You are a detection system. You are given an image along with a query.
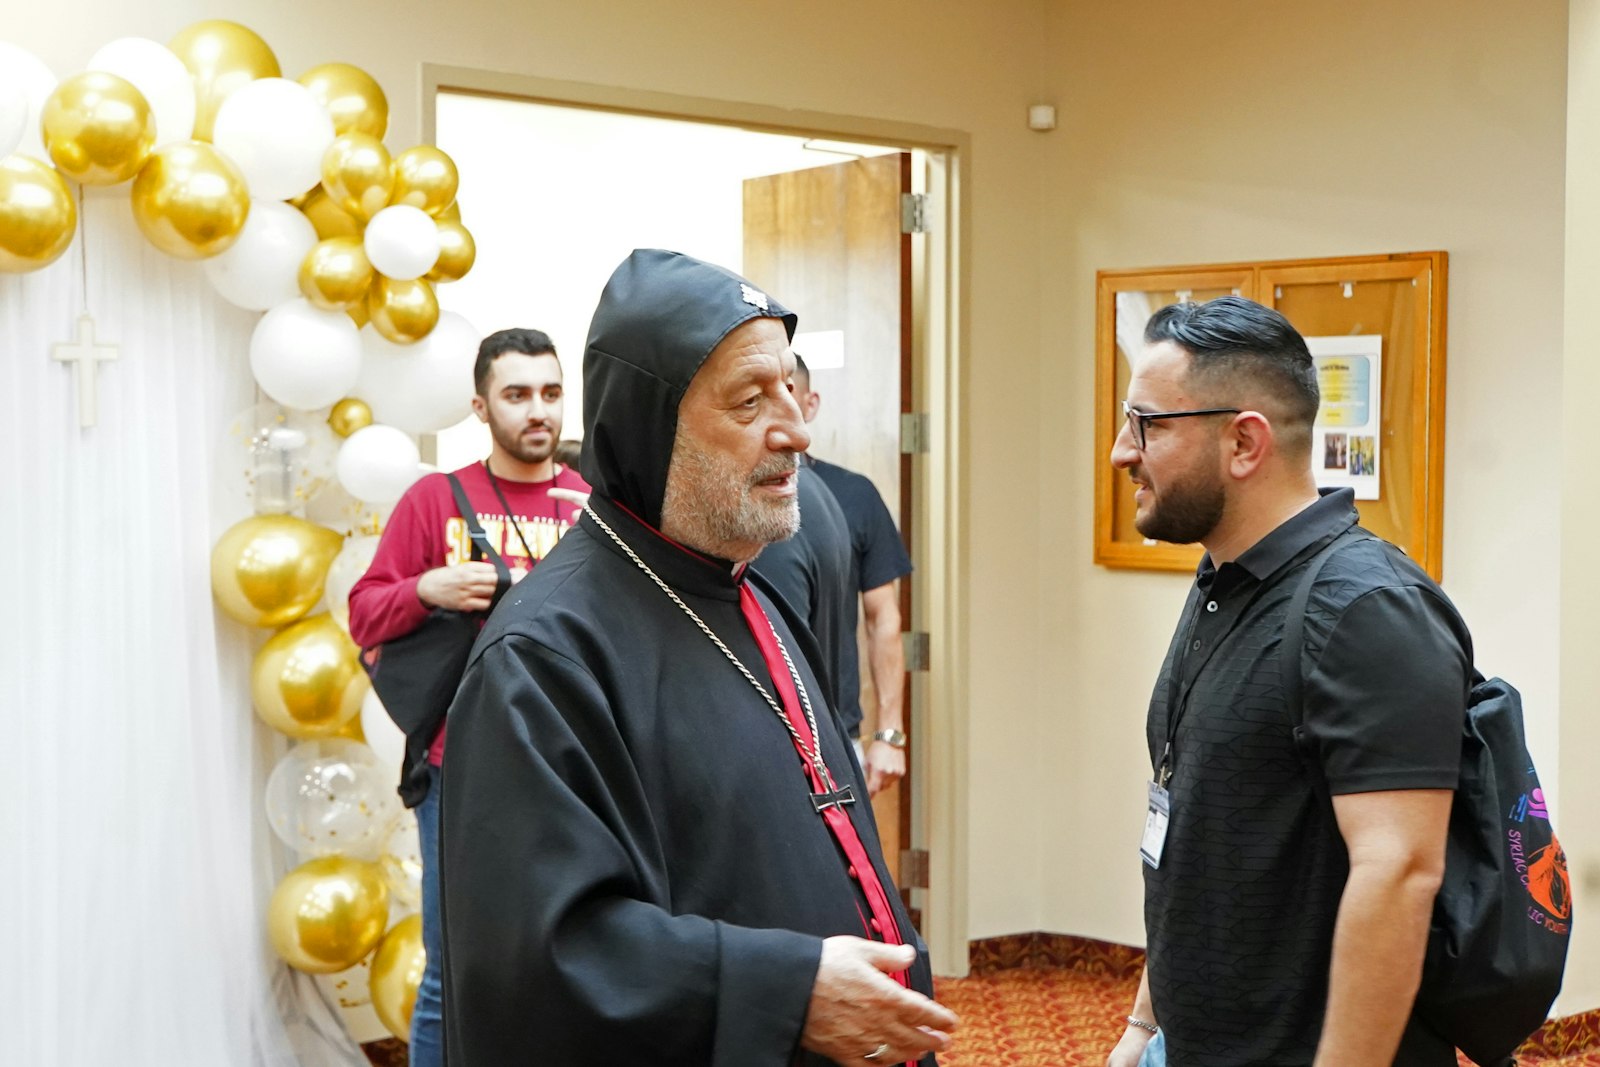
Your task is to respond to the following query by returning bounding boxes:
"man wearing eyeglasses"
[1104,296,1471,1067]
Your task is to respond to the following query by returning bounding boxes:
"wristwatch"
[872,729,907,749]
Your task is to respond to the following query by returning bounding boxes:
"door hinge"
[901,192,931,234]
[899,848,930,889]
[903,631,930,672]
[900,412,930,454]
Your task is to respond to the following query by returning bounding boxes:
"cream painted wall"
[7,0,1052,951]
[1562,0,1600,1015]
[1037,0,1572,963]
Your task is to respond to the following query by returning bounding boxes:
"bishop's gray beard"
[660,430,799,559]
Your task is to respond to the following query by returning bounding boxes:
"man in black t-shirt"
[792,354,914,796]
[1105,297,1470,1067]
[751,465,856,729]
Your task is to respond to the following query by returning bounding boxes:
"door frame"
[423,66,974,976]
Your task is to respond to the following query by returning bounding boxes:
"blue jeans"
[409,778,444,1067]
[1134,1025,1456,1067]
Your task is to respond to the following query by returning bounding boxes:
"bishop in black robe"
[439,249,943,1066]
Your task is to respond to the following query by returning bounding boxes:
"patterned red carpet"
[931,965,1600,1067]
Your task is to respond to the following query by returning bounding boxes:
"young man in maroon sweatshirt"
[347,326,589,1067]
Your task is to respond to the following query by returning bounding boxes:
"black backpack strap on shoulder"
[445,473,513,609]
[1282,528,1377,751]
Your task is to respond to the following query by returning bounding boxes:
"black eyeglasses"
[1121,400,1241,450]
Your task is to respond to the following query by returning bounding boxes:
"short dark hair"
[475,328,557,395]
[1143,296,1319,450]
[553,439,583,468]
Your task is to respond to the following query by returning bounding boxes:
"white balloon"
[354,312,480,435]
[0,69,27,159]
[213,78,335,201]
[337,424,422,505]
[204,200,318,310]
[0,43,57,161]
[327,534,380,632]
[250,299,363,410]
[364,205,440,281]
[360,688,406,773]
[86,37,195,147]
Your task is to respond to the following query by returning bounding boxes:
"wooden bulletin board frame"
[1093,251,1448,579]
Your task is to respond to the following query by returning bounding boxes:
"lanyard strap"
[483,460,541,561]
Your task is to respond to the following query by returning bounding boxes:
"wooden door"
[742,152,914,886]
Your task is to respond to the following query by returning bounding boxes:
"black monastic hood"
[579,249,798,529]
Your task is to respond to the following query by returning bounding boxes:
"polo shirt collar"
[1197,487,1359,585]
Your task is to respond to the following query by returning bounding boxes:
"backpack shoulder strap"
[445,472,513,608]
[1282,529,1378,739]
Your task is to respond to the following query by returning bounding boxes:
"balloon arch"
[1,20,473,1046]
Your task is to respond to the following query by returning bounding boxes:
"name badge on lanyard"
[1140,780,1171,869]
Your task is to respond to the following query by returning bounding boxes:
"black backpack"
[359,473,510,807]
[1283,531,1571,1066]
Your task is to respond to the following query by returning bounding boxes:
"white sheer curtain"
[0,194,365,1066]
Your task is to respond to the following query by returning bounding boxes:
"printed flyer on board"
[1307,335,1382,500]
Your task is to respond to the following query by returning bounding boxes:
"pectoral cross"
[52,313,119,428]
[810,783,857,813]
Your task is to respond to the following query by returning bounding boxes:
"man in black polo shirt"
[1104,296,1471,1067]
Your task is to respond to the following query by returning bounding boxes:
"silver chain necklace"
[583,504,856,812]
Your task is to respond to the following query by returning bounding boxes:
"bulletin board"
[1093,252,1448,579]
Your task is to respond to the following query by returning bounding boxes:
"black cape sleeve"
[439,635,824,1066]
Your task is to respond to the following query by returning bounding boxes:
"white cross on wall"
[52,313,119,429]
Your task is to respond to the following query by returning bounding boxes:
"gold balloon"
[131,141,250,259]
[0,156,77,274]
[327,397,374,438]
[300,236,374,310]
[42,72,156,185]
[298,186,362,241]
[368,276,439,344]
[212,514,343,627]
[251,613,368,738]
[390,145,458,217]
[426,220,475,283]
[268,856,390,974]
[321,133,394,222]
[369,915,426,1040]
[298,63,388,140]
[334,710,367,742]
[168,20,281,142]
[347,300,371,329]
[438,200,461,223]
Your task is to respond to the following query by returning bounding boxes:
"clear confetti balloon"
[216,401,339,516]
[304,478,395,539]
[265,738,401,860]
[379,809,422,915]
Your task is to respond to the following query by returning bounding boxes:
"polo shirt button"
[870,918,883,933]
[1191,639,1202,651]
[848,865,858,880]
[1206,601,1218,613]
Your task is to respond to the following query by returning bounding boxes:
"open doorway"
[425,76,966,970]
